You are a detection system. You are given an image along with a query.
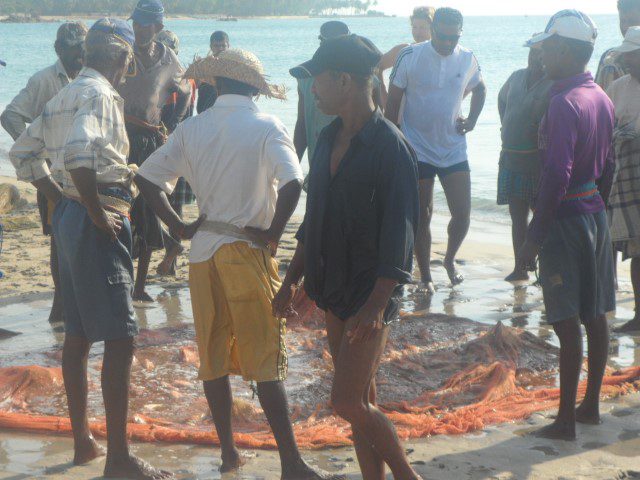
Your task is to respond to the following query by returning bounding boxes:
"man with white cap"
[519,10,615,441]
[606,26,640,334]
[134,49,331,479]
[595,0,640,91]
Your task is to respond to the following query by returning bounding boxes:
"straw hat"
[185,49,286,100]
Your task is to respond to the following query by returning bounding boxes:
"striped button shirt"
[9,67,132,190]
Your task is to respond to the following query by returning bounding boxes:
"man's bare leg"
[62,335,105,465]
[534,317,582,441]
[327,314,384,480]
[329,314,420,479]
[415,179,435,294]
[256,381,326,479]
[102,337,172,479]
[576,314,609,424]
[505,199,530,282]
[133,248,154,302]
[615,257,640,332]
[203,376,245,473]
[440,171,471,285]
[49,235,64,323]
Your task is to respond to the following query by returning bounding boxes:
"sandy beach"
[1,176,640,479]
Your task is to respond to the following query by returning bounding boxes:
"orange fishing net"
[1,291,639,449]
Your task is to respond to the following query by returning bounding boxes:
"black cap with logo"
[290,34,382,79]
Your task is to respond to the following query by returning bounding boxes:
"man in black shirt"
[274,35,421,480]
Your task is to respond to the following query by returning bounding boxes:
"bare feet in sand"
[416,280,436,295]
[157,244,183,277]
[73,437,105,465]
[532,420,576,441]
[444,258,464,286]
[575,403,602,425]
[282,458,344,479]
[614,318,640,333]
[104,454,173,479]
[220,450,252,473]
[133,291,154,303]
[504,269,529,282]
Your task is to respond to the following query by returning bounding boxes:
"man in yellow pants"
[135,49,330,479]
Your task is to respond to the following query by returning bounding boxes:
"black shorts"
[418,161,470,181]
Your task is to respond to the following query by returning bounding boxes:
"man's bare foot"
[133,291,154,303]
[614,318,640,333]
[416,281,436,295]
[505,269,529,282]
[73,437,106,465]
[104,454,173,479]
[282,458,344,479]
[444,259,464,286]
[220,450,252,473]
[576,403,601,425]
[157,245,184,277]
[532,420,576,441]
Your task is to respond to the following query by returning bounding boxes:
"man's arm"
[372,74,383,112]
[70,167,123,241]
[293,87,307,161]
[518,100,578,269]
[457,80,487,135]
[245,179,302,255]
[165,81,191,132]
[1,110,28,140]
[134,174,204,239]
[385,84,405,126]
[8,114,62,203]
[498,76,510,123]
[349,142,419,343]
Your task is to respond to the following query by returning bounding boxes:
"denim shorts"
[539,210,615,324]
[418,161,470,181]
[52,196,138,342]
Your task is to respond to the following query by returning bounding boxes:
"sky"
[376,0,618,16]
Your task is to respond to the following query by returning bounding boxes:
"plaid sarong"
[170,177,196,207]
[608,125,640,243]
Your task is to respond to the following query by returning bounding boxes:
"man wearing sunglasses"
[1,21,88,326]
[386,7,486,293]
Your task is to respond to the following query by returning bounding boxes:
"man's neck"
[59,60,80,80]
[556,66,587,82]
[338,96,376,137]
[136,41,156,59]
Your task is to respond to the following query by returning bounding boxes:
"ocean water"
[0,14,620,223]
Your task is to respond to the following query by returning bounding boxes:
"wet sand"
[1,176,640,478]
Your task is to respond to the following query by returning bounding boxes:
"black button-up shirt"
[297,109,419,321]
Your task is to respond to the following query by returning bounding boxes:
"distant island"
[0,0,383,17]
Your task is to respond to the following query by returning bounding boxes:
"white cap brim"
[525,32,552,47]
[614,41,640,53]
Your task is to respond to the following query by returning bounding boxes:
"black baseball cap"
[290,34,381,79]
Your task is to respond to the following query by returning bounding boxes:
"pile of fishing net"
[1,291,639,449]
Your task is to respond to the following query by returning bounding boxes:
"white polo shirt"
[390,42,482,168]
[138,94,303,263]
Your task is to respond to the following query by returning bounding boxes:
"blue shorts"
[539,210,615,325]
[418,161,470,181]
[52,196,138,342]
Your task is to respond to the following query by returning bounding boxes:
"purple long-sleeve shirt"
[528,72,615,245]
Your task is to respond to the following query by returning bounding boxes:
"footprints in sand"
[530,445,559,456]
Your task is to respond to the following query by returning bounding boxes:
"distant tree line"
[0,0,377,16]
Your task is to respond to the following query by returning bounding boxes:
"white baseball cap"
[526,10,597,47]
[614,26,640,53]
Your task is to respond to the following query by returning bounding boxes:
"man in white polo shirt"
[386,7,486,291]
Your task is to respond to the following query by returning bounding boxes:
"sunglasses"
[434,29,462,42]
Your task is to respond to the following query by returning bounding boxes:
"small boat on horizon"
[218,15,238,22]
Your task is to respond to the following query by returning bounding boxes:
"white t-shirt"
[138,94,303,263]
[607,74,640,133]
[390,42,482,168]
